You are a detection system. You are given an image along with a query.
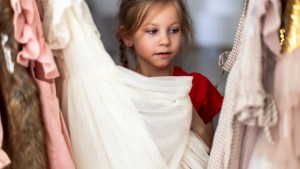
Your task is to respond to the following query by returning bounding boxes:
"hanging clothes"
[275,0,300,166]
[42,0,210,168]
[208,0,279,168]
[10,0,76,168]
[0,0,47,168]
[247,0,300,168]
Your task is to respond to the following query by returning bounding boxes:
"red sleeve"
[172,67,223,123]
[190,73,223,123]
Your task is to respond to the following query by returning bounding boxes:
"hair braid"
[119,38,129,68]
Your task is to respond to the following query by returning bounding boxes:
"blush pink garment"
[33,74,76,169]
[247,0,300,168]
[10,0,58,79]
[248,48,300,169]
[0,115,10,169]
[10,0,76,168]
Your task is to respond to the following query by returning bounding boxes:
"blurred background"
[85,0,244,98]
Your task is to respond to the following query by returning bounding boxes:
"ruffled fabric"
[42,0,97,50]
[10,1,76,169]
[234,0,278,137]
[10,0,59,79]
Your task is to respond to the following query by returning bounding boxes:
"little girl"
[41,0,221,168]
[116,0,223,148]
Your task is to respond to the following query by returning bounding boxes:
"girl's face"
[125,2,181,76]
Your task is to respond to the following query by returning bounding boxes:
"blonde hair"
[116,0,194,68]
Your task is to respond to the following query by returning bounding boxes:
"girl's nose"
[159,32,170,46]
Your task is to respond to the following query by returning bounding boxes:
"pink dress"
[10,0,76,168]
[0,115,10,169]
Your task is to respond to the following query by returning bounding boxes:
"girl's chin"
[156,53,172,59]
[153,63,172,70]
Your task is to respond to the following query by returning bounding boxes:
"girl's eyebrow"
[143,21,180,26]
[143,23,157,26]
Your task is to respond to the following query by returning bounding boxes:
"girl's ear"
[120,26,133,47]
[122,36,133,47]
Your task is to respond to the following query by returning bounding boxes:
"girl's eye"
[146,29,158,34]
[169,28,180,34]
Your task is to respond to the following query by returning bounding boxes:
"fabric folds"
[10,0,76,168]
[42,0,210,168]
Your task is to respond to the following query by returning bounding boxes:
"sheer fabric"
[42,0,209,168]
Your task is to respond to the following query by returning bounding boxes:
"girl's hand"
[190,108,214,148]
[191,108,205,134]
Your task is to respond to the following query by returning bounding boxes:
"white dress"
[41,0,209,168]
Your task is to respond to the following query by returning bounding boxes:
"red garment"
[173,67,223,123]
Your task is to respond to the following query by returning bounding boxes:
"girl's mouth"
[156,52,171,58]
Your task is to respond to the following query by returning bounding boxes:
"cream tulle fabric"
[41,0,209,168]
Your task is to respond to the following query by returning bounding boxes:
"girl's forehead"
[141,2,181,25]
